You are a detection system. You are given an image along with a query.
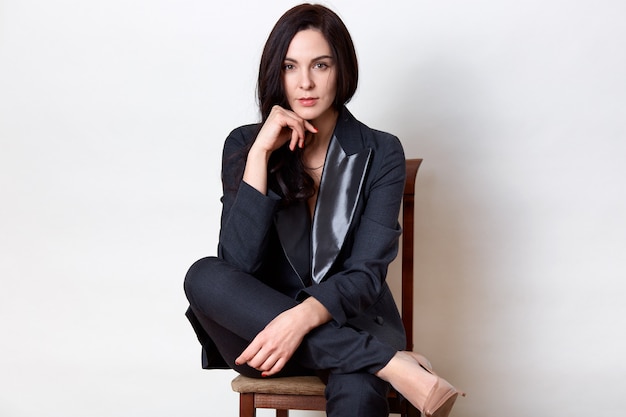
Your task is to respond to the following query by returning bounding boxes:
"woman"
[184,4,462,417]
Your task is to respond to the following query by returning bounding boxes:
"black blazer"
[186,107,407,369]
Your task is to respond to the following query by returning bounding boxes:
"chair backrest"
[401,158,422,351]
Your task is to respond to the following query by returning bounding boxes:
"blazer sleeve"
[217,126,281,274]
[300,133,406,326]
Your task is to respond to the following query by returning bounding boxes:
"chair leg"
[239,393,256,417]
[276,410,289,417]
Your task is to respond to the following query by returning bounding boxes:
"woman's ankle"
[376,351,437,407]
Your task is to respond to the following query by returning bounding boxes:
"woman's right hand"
[253,105,318,153]
[243,105,318,194]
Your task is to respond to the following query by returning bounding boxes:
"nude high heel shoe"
[407,352,465,417]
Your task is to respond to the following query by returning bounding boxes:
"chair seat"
[231,375,326,396]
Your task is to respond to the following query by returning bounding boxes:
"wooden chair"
[231,159,423,417]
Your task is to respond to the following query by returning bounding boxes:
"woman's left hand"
[235,297,332,376]
[235,308,307,376]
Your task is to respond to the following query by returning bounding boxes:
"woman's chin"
[294,106,336,125]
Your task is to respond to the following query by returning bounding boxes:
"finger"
[259,107,304,151]
[263,357,287,377]
[299,122,318,148]
[298,131,312,149]
[288,128,301,151]
[235,341,261,366]
[234,352,248,366]
[304,120,318,134]
[257,353,279,373]
[246,346,275,370]
[284,113,307,139]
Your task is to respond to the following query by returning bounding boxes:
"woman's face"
[282,29,337,125]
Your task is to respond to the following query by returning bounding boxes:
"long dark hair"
[256,3,359,204]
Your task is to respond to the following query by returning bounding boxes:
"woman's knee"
[184,256,257,315]
[183,256,221,304]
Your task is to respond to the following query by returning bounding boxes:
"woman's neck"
[306,108,338,155]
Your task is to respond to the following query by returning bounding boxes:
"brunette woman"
[184,4,462,417]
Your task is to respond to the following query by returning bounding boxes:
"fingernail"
[261,372,268,378]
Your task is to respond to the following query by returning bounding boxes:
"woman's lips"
[298,97,318,107]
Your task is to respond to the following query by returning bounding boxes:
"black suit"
[184,107,407,415]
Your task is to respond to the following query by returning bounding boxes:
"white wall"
[1,1,625,416]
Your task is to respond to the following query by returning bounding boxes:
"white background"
[1,1,625,416]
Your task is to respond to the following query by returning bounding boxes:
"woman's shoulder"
[345,112,406,176]
[226,123,261,145]
[338,107,404,156]
[359,121,402,151]
[366,126,403,153]
[221,123,262,157]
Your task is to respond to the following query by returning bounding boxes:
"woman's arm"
[242,105,317,194]
[235,296,331,376]
[300,133,406,325]
[216,127,278,273]
[218,106,318,273]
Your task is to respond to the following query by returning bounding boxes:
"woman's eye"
[283,63,295,71]
[314,62,328,69]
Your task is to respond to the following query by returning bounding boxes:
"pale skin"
[234,28,440,409]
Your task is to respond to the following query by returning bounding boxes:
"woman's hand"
[235,297,332,376]
[255,105,318,153]
[242,106,317,195]
[235,308,307,377]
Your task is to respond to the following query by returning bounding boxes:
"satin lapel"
[274,201,311,286]
[311,135,372,283]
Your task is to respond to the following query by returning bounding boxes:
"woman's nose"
[299,70,314,89]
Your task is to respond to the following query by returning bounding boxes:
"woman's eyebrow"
[284,55,334,63]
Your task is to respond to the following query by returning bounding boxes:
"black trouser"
[184,256,396,417]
